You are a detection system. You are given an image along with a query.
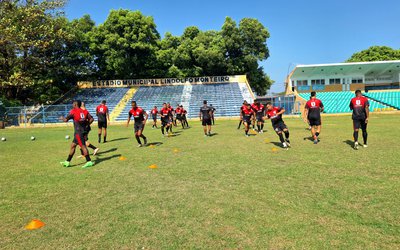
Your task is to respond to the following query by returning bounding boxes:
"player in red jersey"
[159,103,173,136]
[349,90,370,149]
[167,103,176,132]
[264,102,291,148]
[60,100,94,168]
[127,101,148,147]
[151,106,158,129]
[181,105,190,128]
[241,103,255,137]
[252,101,265,133]
[96,100,109,143]
[237,100,248,129]
[78,102,99,157]
[175,105,185,128]
[304,91,324,144]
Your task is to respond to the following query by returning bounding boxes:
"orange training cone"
[119,156,127,161]
[148,164,158,169]
[271,147,279,153]
[25,219,45,230]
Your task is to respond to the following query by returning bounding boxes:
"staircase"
[109,88,137,121]
[180,84,193,113]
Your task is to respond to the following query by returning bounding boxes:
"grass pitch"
[0,114,399,249]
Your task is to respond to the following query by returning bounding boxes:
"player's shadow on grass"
[145,142,163,147]
[107,137,129,142]
[343,140,354,148]
[303,136,314,142]
[269,141,285,148]
[96,147,117,155]
[209,132,218,137]
[167,133,181,137]
[95,154,122,164]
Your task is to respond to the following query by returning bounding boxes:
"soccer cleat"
[354,142,359,150]
[137,144,143,147]
[285,139,291,147]
[82,161,94,168]
[363,144,368,148]
[60,161,71,167]
[313,139,318,144]
[282,142,288,148]
[245,134,250,137]
[93,148,100,156]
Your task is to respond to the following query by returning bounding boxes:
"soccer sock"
[88,144,96,150]
[135,135,141,144]
[284,131,290,139]
[238,120,242,129]
[161,126,165,134]
[67,154,73,162]
[362,130,368,144]
[104,136,106,142]
[315,132,320,137]
[85,155,91,162]
[261,124,264,130]
[257,125,261,131]
[353,131,359,142]
[166,126,169,133]
[140,134,146,140]
[98,134,101,142]
[278,133,285,143]
[245,129,248,135]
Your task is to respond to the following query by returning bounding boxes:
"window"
[311,79,325,85]
[352,78,363,83]
[296,80,307,86]
[329,78,340,84]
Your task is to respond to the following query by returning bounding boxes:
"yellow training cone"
[25,219,45,230]
[148,144,156,148]
[271,147,279,152]
[119,156,127,161]
[173,148,180,153]
[148,164,158,169]
[264,139,269,143]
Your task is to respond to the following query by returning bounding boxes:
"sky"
[64,0,400,93]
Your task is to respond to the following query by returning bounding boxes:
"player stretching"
[96,100,109,143]
[127,101,148,147]
[199,100,213,136]
[79,102,99,156]
[252,101,265,133]
[237,100,248,129]
[304,91,324,144]
[242,103,255,137]
[264,102,291,148]
[151,106,158,129]
[350,90,369,149]
[60,100,94,168]
[160,103,172,136]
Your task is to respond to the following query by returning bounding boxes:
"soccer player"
[264,102,291,148]
[96,100,109,143]
[252,101,265,133]
[79,102,99,156]
[349,89,370,149]
[126,101,148,147]
[60,100,94,168]
[210,104,216,125]
[167,103,175,131]
[159,103,172,136]
[241,103,255,137]
[151,106,158,129]
[175,105,184,128]
[199,100,213,136]
[304,91,324,144]
[181,105,190,128]
[237,100,248,129]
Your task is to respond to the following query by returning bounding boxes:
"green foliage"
[346,46,400,62]
[1,3,273,104]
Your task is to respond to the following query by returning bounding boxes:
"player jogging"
[167,103,175,131]
[96,100,109,143]
[159,103,173,136]
[181,105,190,128]
[252,101,265,133]
[264,102,291,148]
[304,91,324,144]
[151,106,158,129]
[237,100,248,129]
[349,90,369,150]
[79,102,99,156]
[60,100,94,168]
[175,105,185,128]
[241,103,255,137]
[127,101,148,147]
[199,100,213,136]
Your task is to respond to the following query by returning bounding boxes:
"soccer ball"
[65,135,70,140]
[1,137,6,141]
[30,136,35,141]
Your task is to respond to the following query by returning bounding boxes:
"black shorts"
[176,114,182,121]
[243,118,252,125]
[272,121,287,132]
[82,131,89,141]
[202,118,212,126]
[161,118,170,127]
[73,133,86,147]
[152,115,157,122]
[256,114,264,123]
[308,118,321,126]
[134,123,144,132]
[98,120,107,129]
[353,119,367,130]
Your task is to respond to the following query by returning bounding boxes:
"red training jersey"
[349,96,369,120]
[129,107,146,123]
[305,98,324,119]
[96,104,109,122]
[266,107,283,124]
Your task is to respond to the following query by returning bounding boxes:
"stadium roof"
[291,60,400,78]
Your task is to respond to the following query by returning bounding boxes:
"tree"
[346,46,400,62]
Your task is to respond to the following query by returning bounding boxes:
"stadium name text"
[91,76,231,87]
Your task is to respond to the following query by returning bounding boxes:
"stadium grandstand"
[286,60,400,114]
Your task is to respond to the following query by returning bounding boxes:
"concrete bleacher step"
[109,88,138,122]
